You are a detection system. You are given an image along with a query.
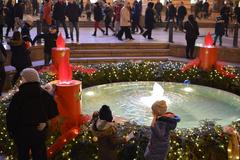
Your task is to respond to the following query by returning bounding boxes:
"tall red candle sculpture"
[181,33,237,78]
[48,33,90,158]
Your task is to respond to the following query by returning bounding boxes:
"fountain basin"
[82,82,240,128]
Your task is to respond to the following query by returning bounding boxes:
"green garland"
[1,61,240,159]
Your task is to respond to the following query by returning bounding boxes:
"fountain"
[82,81,240,128]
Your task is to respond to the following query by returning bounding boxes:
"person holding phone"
[144,100,180,160]
[91,105,134,160]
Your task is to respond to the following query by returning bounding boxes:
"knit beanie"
[21,68,40,83]
[151,100,167,116]
[99,105,113,122]
[25,15,34,26]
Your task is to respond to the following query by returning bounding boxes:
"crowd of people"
[1,0,240,96]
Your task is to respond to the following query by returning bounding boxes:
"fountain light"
[140,82,170,107]
[85,91,95,96]
[182,87,193,92]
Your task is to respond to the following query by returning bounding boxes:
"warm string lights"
[0,61,240,159]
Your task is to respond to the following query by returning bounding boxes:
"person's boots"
[101,29,105,35]
[92,31,96,36]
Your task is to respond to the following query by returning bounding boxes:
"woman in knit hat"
[6,68,59,160]
[144,100,180,160]
[91,105,134,160]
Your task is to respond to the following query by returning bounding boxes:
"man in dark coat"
[177,2,187,31]
[32,26,58,65]
[104,3,114,35]
[4,0,15,37]
[154,0,163,22]
[143,2,155,40]
[53,0,70,39]
[32,0,39,16]
[213,16,225,46]
[184,15,199,59]
[65,0,81,42]
[220,4,230,36]
[164,2,177,31]
[6,68,58,160]
[92,2,105,36]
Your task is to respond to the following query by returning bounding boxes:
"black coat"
[32,32,58,55]
[168,4,176,19]
[53,2,66,21]
[13,3,24,19]
[4,3,14,26]
[145,6,155,29]
[6,82,58,140]
[184,20,199,40]
[177,5,187,19]
[21,23,32,43]
[215,21,225,36]
[104,6,113,25]
[65,2,81,22]
[94,5,103,22]
[8,40,32,68]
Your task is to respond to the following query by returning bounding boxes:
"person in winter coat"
[0,43,7,97]
[164,2,177,31]
[32,26,58,65]
[154,0,163,22]
[142,2,155,40]
[184,15,199,59]
[4,0,15,37]
[6,68,59,160]
[0,1,4,42]
[85,0,92,21]
[177,2,187,31]
[8,31,32,85]
[21,15,34,45]
[91,105,134,160]
[113,1,123,36]
[92,2,105,36]
[104,3,114,35]
[144,100,180,160]
[53,0,69,39]
[131,0,144,34]
[213,16,225,46]
[65,0,81,42]
[117,1,134,41]
[42,0,52,33]
[13,0,24,31]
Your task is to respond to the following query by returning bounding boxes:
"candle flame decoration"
[204,32,213,47]
[56,33,65,48]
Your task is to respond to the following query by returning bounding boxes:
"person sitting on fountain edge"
[144,100,180,160]
[90,105,134,160]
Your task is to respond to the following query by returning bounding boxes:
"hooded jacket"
[91,115,126,160]
[144,112,180,160]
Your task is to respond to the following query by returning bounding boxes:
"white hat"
[21,68,40,83]
[151,100,167,116]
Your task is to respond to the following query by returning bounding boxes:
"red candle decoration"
[199,33,217,70]
[52,33,72,81]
